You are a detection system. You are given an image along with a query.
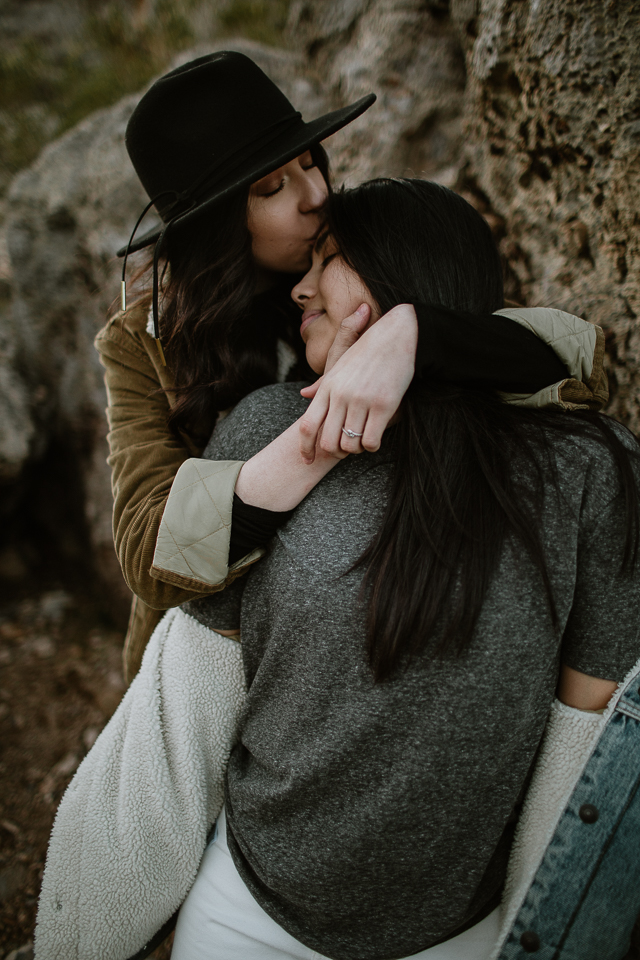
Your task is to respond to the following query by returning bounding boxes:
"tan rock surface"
[458,0,640,430]
[288,0,467,186]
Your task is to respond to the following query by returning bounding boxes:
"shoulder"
[95,297,153,358]
[204,383,311,461]
[95,296,178,393]
[233,382,310,423]
[550,415,640,469]
[546,414,640,518]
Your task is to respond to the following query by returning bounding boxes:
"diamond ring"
[341,427,364,439]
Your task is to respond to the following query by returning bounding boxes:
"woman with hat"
[95,51,572,683]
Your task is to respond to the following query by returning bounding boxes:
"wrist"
[382,303,418,350]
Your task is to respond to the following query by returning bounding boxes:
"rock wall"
[287,0,467,187]
[1,2,639,608]
[2,92,146,610]
[457,0,640,430]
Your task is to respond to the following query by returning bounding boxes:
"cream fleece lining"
[35,609,246,960]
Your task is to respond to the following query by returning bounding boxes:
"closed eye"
[260,179,285,198]
[322,252,339,268]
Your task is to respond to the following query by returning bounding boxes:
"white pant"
[172,808,501,960]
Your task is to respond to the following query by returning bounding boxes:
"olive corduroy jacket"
[95,300,261,683]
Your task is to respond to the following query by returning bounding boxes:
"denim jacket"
[493,657,640,960]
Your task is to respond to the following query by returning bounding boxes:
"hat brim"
[117,93,376,257]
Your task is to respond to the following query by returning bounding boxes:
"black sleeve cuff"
[229,494,294,566]
[413,303,569,394]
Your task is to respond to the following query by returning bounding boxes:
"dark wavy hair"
[148,145,329,443]
[327,178,640,681]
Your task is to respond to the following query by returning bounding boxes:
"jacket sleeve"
[414,304,570,392]
[495,699,605,955]
[95,317,257,611]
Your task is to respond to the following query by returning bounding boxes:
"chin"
[305,346,327,376]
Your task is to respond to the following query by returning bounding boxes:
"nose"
[299,169,327,213]
[291,276,314,306]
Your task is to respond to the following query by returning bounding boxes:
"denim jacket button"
[579,803,599,824]
[520,930,541,952]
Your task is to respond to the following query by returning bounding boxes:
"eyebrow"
[314,228,330,254]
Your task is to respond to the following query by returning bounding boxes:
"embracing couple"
[36,52,640,960]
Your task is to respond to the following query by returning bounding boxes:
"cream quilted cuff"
[151,458,244,588]
[495,307,608,412]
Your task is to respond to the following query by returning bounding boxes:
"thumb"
[300,379,321,398]
[325,303,370,373]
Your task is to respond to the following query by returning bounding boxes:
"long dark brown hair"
[150,145,329,443]
[327,178,640,681]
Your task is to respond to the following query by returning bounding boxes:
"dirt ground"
[0,586,172,960]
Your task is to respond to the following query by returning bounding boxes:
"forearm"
[557,665,617,712]
[98,321,244,608]
[413,303,569,392]
[235,417,343,511]
[103,354,199,607]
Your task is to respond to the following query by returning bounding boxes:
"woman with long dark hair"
[96,52,575,684]
[163,178,640,959]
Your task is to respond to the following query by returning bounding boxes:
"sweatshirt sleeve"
[413,304,569,393]
[560,428,640,681]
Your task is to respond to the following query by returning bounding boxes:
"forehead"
[313,229,335,256]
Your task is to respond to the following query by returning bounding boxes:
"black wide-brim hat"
[118,51,376,256]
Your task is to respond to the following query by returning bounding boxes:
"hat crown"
[125,52,301,219]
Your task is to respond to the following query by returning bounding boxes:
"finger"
[298,390,330,463]
[317,398,348,457]
[324,304,371,374]
[300,379,321,399]
[315,422,348,460]
[360,408,390,453]
[339,403,369,455]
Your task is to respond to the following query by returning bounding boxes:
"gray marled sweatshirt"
[184,382,640,960]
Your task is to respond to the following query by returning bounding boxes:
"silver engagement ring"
[342,427,364,439]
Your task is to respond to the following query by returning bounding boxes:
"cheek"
[249,202,312,272]
[250,209,281,249]
[249,199,298,247]
[305,320,338,373]
[319,265,369,323]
